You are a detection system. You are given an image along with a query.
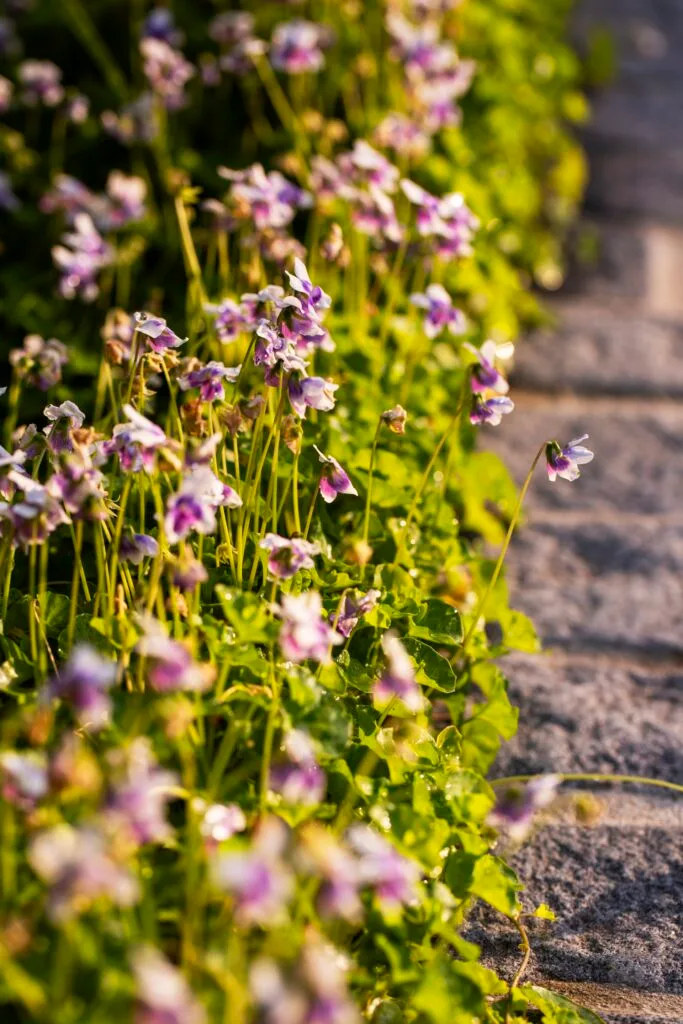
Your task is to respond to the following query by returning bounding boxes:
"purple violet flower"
[0,171,20,212]
[270,20,330,74]
[260,533,320,579]
[218,164,312,232]
[132,947,206,1024]
[270,730,326,806]
[0,483,70,548]
[135,616,214,693]
[313,447,358,504]
[347,824,421,913]
[209,12,255,47]
[120,532,159,564]
[43,400,85,453]
[29,825,139,922]
[373,633,424,713]
[545,434,594,483]
[10,334,68,391]
[164,467,241,545]
[1,751,49,810]
[333,589,381,639]
[338,140,400,194]
[18,59,64,107]
[464,340,512,395]
[52,213,113,302]
[278,592,342,664]
[469,394,514,427]
[299,826,363,923]
[47,449,109,522]
[410,283,465,339]
[103,171,147,229]
[106,738,178,845]
[286,257,331,312]
[178,360,241,402]
[172,553,208,593]
[133,311,187,352]
[101,93,159,145]
[288,375,338,418]
[44,645,117,731]
[103,405,169,474]
[141,7,184,46]
[197,801,246,851]
[205,297,257,343]
[213,816,293,927]
[140,37,194,110]
[488,775,560,842]
[374,113,430,159]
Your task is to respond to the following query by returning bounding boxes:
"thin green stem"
[259,663,280,811]
[67,521,84,651]
[491,771,683,798]
[461,443,545,654]
[362,419,382,549]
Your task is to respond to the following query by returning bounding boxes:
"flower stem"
[491,771,683,797]
[259,663,280,811]
[362,418,382,550]
[460,443,545,654]
[67,521,84,651]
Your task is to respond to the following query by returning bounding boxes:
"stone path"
[475,1,683,1019]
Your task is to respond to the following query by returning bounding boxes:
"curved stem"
[461,443,545,654]
[505,917,531,1024]
[491,771,683,797]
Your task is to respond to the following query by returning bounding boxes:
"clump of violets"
[18,59,64,106]
[140,37,194,110]
[105,738,178,845]
[164,466,241,545]
[347,825,421,914]
[546,434,594,482]
[52,213,113,301]
[178,360,241,402]
[465,340,515,427]
[278,592,342,664]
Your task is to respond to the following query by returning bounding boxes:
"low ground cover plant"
[0,2,604,1022]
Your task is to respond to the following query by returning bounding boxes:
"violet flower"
[278,592,342,664]
[410,283,465,339]
[286,257,331,313]
[350,185,403,245]
[288,375,338,418]
[347,824,421,912]
[270,730,326,806]
[0,171,19,212]
[103,405,169,474]
[260,534,320,579]
[464,340,512,395]
[374,112,430,159]
[29,825,139,922]
[140,37,194,110]
[103,171,147,228]
[44,645,117,731]
[135,616,214,693]
[18,59,64,106]
[120,532,159,564]
[106,738,178,845]
[213,816,293,927]
[43,400,85,453]
[469,394,514,427]
[381,404,407,434]
[197,801,246,851]
[0,484,70,548]
[141,7,184,46]
[101,93,159,145]
[0,751,49,810]
[133,311,187,352]
[172,553,208,593]
[218,164,312,232]
[333,589,381,639]
[374,633,423,713]
[209,11,255,46]
[132,947,206,1024]
[47,450,109,522]
[10,334,68,391]
[205,297,257,343]
[52,213,113,302]
[488,775,560,842]
[177,360,241,402]
[546,434,594,483]
[338,140,400,194]
[164,467,241,545]
[270,20,330,75]
[299,826,363,923]
[313,447,358,504]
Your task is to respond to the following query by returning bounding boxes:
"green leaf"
[402,638,457,693]
[521,985,608,1023]
[215,586,271,643]
[533,903,557,921]
[444,852,522,917]
[409,599,463,646]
